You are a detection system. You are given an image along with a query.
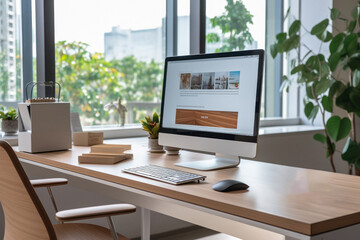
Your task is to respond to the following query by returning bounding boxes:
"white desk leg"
[141,208,151,240]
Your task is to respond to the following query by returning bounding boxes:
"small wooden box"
[73,132,103,146]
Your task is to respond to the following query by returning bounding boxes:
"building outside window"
[0,0,21,103]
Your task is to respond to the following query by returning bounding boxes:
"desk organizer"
[18,102,72,153]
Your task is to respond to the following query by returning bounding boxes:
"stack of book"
[78,144,132,164]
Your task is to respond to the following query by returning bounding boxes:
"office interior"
[1,0,360,239]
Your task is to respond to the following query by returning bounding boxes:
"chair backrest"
[0,141,56,240]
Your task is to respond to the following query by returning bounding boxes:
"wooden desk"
[15,138,360,240]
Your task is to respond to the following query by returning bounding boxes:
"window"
[0,0,21,102]
[22,0,307,135]
[54,0,165,126]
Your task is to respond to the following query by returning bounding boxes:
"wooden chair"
[0,140,136,240]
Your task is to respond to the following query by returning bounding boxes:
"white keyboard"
[122,165,206,185]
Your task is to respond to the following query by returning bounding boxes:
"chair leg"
[107,216,119,240]
[47,187,63,223]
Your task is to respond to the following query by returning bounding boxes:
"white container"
[18,102,72,153]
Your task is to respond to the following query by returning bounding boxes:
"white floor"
[156,228,240,240]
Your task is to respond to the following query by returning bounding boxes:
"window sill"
[83,121,324,139]
[259,125,323,136]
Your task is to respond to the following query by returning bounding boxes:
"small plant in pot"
[141,112,164,152]
[0,106,18,136]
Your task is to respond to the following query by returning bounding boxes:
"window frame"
[2,0,303,139]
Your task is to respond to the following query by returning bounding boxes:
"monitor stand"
[175,154,241,171]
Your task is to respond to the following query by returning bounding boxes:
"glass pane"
[206,0,265,52]
[0,0,22,102]
[54,0,165,126]
[178,0,190,55]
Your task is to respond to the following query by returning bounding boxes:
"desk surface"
[15,138,360,236]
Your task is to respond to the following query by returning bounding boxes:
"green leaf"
[352,5,359,19]
[206,33,220,43]
[331,8,340,20]
[289,20,301,36]
[152,123,160,138]
[276,32,287,43]
[323,31,333,42]
[347,20,357,33]
[282,35,300,52]
[317,54,325,62]
[280,75,290,92]
[313,133,327,144]
[306,85,315,99]
[328,52,341,71]
[270,44,278,58]
[349,87,360,111]
[342,137,360,163]
[311,19,329,36]
[280,80,289,92]
[326,116,351,141]
[304,102,314,119]
[329,33,345,54]
[145,116,151,123]
[321,95,333,112]
[320,62,330,78]
[336,87,357,112]
[344,33,357,55]
[153,112,159,123]
[306,56,320,70]
[353,69,360,87]
[329,80,345,98]
[310,105,319,122]
[316,31,332,42]
[291,64,304,75]
[347,52,360,71]
[315,78,331,95]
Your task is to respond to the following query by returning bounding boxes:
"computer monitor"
[159,50,264,171]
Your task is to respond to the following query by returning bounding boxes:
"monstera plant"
[271,2,360,175]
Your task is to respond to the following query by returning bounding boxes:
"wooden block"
[90,144,131,154]
[78,154,126,164]
[73,132,103,146]
[82,153,126,158]
[85,151,133,159]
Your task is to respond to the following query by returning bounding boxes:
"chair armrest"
[56,204,136,222]
[30,178,68,188]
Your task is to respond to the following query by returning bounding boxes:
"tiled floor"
[156,228,240,240]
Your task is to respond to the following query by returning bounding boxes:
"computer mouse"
[212,179,249,192]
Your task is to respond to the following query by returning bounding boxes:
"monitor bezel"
[159,49,264,143]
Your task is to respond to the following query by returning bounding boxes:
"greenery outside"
[55,41,163,126]
[207,0,254,52]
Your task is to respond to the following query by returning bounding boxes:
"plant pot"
[1,119,18,136]
[148,138,164,153]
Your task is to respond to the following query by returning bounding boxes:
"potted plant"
[0,106,18,136]
[141,112,164,152]
[271,2,360,175]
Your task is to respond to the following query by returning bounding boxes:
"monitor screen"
[160,50,264,143]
